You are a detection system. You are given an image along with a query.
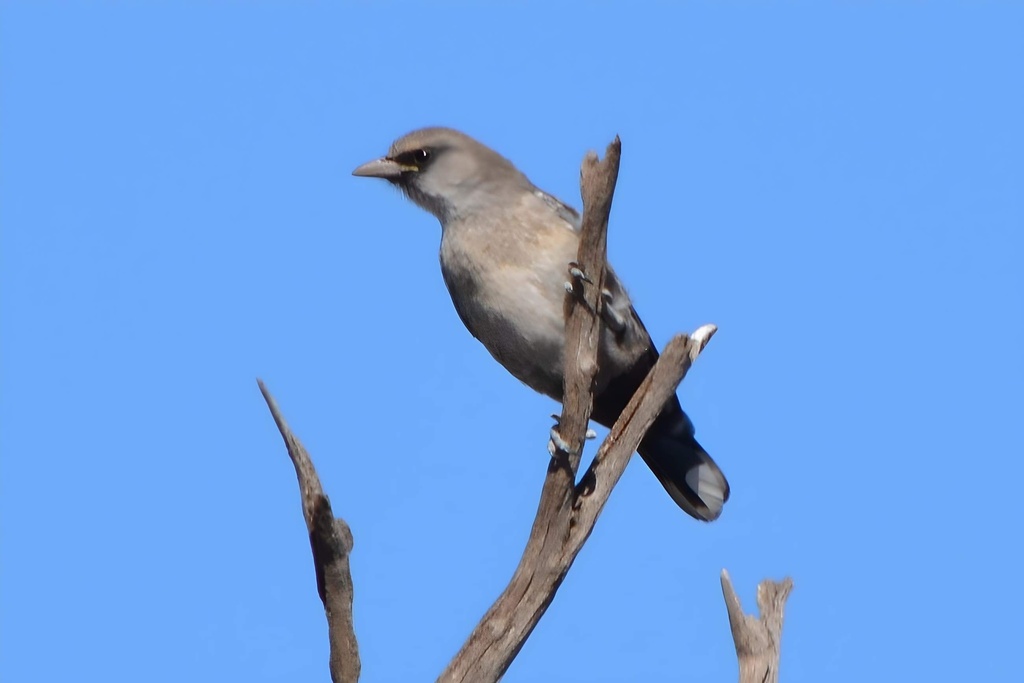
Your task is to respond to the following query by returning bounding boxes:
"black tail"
[638,422,729,521]
[592,351,729,521]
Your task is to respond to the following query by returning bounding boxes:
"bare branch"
[441,138,722,683]
[262,336,787,683]
[720,569,793,683]
[259,380,360,683]
[260,136,784,683]
[559,137,622,473]
[569,326,717,548]
[439,138,620,683]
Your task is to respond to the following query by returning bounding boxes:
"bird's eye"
[393,149,432,169]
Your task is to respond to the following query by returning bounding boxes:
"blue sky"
[2,3,1022,681]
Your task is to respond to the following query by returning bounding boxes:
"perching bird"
[353,127,729,521]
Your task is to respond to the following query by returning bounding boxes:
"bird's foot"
[568,261,592,284]
[548,426,574,457]
[564,261,593,294]
[547,417,599,456]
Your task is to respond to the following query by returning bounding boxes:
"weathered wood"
[259,380,360,683]
[721,569,793,683]
[260,135,790,683]
[439,138,723,683]
[437,138,620,683]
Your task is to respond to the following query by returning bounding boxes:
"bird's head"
[352,127,531,223]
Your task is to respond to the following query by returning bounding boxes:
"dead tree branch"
[439,139,720,683]
[259,135,792,683]
[721,569,794,683]
[258,380,360,683]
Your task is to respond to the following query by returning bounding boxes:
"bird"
[352,127,729,521]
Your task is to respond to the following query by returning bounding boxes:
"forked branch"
[721,570,794,683]
[260,136,792,683]
[439,139,719,683]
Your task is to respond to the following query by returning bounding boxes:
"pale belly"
[440,246,571,400]
[436,193,649,403]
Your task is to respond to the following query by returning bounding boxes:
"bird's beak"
[351,157,416,179]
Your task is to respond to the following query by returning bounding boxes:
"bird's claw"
[568,261,593,284]
[548,426,574,457]
[547,418,597,456]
